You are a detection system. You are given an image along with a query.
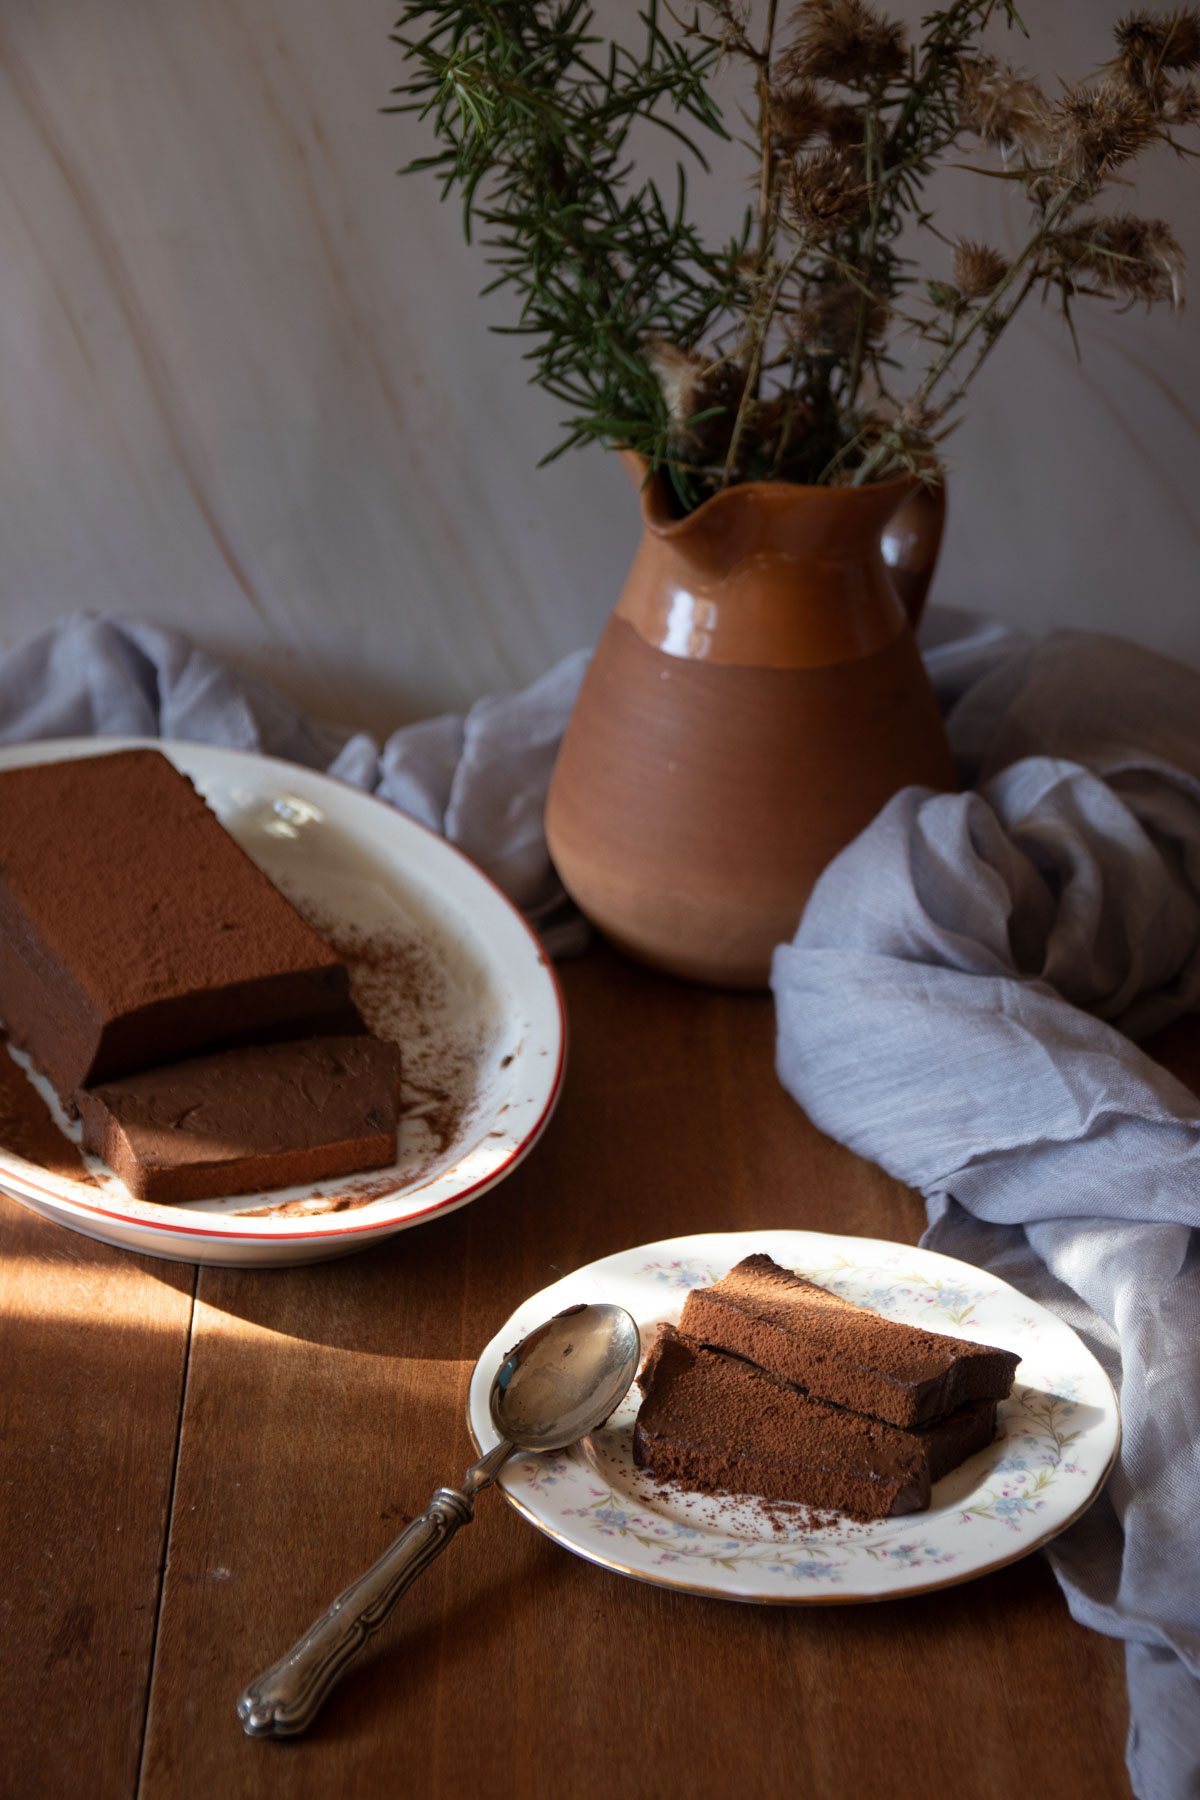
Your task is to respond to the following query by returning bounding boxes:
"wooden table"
[2,943,1136,1800]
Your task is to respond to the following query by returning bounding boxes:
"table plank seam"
[134,1263,199,1800]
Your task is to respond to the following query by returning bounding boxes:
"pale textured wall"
[0,1,1195,737]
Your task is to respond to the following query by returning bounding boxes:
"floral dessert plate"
[0,738,564,1267]
[467,1230,1120,1604]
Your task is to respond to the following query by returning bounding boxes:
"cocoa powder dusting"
[237,1172,405,1219]
[234,908,492,1218]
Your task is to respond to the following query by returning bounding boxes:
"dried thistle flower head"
[1115,10,1200,86]
[748,392,815,468]
[957,56,1055,162]
[1160,74,1200,120]
[769,81,829,152]
[1052,77,1162,186]
[835,408,940,482]
[822,101,867,148]
[926,279,963,312]
[793,282,888,355]
[1047,212,1186,306]
[897,396,943,436]
[644,339,722,424]
[785,146,871,240]
[777,0,906,91]
[705,0,754,56]
[644,338,743,461]
[952,240,1010,300]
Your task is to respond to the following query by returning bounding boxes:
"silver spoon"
[236,1300,641,1738]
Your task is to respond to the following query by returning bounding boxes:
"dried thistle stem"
[722,245,806,486]
[844,96,881,408]
[956,266,1038,390]
[852,181,1081,483]
[757,0,782,263]
[749,0,783,405]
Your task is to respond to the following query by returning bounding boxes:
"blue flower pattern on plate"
[641,1259,714,1290]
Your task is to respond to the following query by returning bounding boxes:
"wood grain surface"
[2,944,1136,1800]
[0,1206,194,1795]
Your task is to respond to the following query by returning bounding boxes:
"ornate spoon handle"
[236,1440,511,1737]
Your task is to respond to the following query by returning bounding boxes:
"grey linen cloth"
[0,613,589,954]
[773,619,1200,1800]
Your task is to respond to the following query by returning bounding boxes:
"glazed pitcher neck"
[615,464,938,670]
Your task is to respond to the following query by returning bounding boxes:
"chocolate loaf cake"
[77,1036,402,1204]
[680,1253,1019,1427]
[0,749,364,1103]
[633,1326,997,1520]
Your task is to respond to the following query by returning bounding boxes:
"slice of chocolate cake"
[0,1034,93,1183]
[77,1036,402,1204]
[633,1326,997,1520]
[0,748,364,1104]
[680,1253,1019,1428]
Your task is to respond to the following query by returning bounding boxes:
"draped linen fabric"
[773,622,1200,1800]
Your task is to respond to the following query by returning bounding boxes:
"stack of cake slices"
[634,1253,1020,1520]
[0,747,402,1202]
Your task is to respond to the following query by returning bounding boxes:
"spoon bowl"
[490,1301,642,1452]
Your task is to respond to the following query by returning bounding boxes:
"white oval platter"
[0,737,565,1266]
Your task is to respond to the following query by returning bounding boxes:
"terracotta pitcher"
[544,460,954,988]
